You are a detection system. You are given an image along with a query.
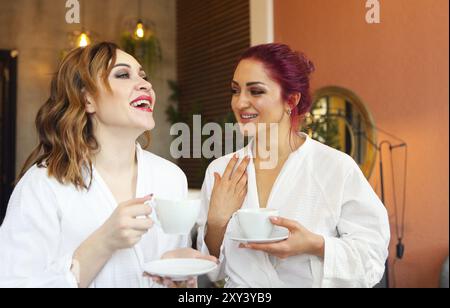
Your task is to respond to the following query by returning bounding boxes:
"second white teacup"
[236,208,279,239]
[151,198,201,234]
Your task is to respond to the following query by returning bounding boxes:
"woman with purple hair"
[197,43,390,288]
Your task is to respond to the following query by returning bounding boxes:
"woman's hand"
[73,195,154,288]
[160,247,218,263]
[97,194,154,253]
[144,248,218,288]
[239,216,325,259]
[208,154,250,227]
[205,155,250,258]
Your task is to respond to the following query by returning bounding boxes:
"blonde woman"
[0,42,214,288]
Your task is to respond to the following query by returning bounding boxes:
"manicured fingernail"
[270,216,279,222]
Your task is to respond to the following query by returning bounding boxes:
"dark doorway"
[0,50,17,225]
[176,0,250,188]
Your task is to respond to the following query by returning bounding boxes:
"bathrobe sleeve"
[196,166,227,282]
[318,163,391,288]
[0,170,78,288]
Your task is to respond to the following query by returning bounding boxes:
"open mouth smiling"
[130,95,153,112]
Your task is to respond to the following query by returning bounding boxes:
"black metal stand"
[378,143,389,288]
[377,140,408,288]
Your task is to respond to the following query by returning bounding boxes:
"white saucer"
[229,226,290,244]
[143,258,218,281]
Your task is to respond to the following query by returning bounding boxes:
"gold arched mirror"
[304,86,377,179]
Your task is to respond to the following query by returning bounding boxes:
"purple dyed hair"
[237,43,315,131]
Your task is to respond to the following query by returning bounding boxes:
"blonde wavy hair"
[19,42,150,190]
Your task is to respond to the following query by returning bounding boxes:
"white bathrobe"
[197,133,390,288]
[0,144,189,288]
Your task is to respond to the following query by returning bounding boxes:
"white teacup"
[151,198,201,234]
[236,208,279,239]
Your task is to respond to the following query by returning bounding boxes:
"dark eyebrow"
[246,82,266,87]
[113,63,144,72]
[231,80,267,87]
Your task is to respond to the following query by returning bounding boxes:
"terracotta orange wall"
[275,0,449,287]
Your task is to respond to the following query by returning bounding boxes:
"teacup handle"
[144,199,162,228]
[231,212,240,228]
